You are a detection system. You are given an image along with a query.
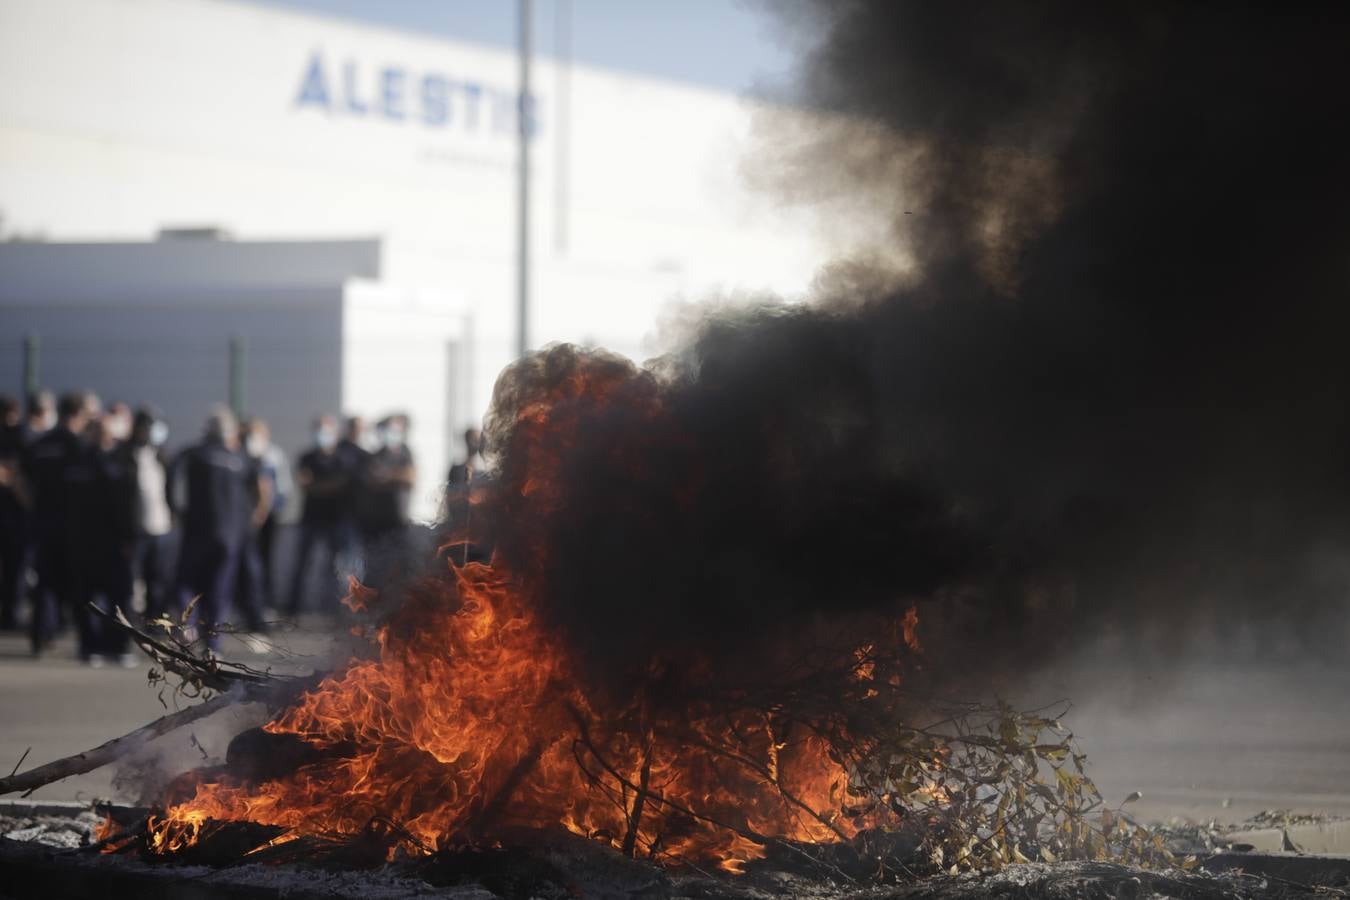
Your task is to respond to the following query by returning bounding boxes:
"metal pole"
[554,0,571,255]
[21,334,39,397]
[228,334,246,418]
[516,0,532,359]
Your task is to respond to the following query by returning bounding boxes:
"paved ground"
[0,624,342,804]
[3,628,1348,824]
[1018,653,1350,823]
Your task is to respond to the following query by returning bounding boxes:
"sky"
[249,0,800,96]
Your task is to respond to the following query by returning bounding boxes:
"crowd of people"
[0,389,423,663]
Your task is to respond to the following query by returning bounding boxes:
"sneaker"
[116,653,140,668]
[85,654,106,668]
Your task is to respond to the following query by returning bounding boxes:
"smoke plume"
[472,2,1350,689]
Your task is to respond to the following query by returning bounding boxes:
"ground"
[3,628,1350,824]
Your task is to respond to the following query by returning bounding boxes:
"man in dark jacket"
[360,414,417,590]
[172,406,258,648]
[87,411,135,663]
[287,414,351,616]
[21,392,96,657]
[0,394,26,631]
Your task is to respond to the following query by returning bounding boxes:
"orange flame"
[145,357,925,871]
[147,557,914,869]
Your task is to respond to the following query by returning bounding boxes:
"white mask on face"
[149,421,169,447]
[381,426,405,448]
[246,434,266,457]
[316,428,338,450]
[108,415,131,441]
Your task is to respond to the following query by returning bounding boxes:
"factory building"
[0,0,824,518]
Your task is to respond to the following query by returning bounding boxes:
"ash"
[0,804,103,850]
[3,805,1347,899]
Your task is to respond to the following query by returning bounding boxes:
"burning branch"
[0,692,237,798]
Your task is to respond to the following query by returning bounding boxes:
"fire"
[142,349,931,870]
[146,558,908,869]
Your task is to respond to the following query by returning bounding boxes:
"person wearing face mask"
[126,408,173,622]
[171,406,257,649]
[359,413,417,590]
[104,402,132,445]
[287,414,351,617]
[23,390,55,445]
[236,418,290,619]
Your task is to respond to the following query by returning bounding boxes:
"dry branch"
[0,692,236,797]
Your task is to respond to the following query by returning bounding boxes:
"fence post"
[22,334,39,397]
[228,334,246,418]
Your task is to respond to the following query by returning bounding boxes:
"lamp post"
[516,0,532,359]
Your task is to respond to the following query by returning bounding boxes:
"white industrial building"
[0,0,826,519]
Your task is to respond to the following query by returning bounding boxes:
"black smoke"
[474,2,1350,688]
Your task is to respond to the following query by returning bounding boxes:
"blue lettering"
[379,67,405,120]
[342,60,368,115]
[295,52,331,110]
[295,51,542,138]
[461,82,483,131]
[420,74,450,126]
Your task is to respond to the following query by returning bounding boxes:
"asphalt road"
[2,628,1348,824]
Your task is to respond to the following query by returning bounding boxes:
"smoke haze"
[473,2,1350,689]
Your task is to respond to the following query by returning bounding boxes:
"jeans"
[287,519,354,615]
[175,536,240,648]
[133,532,173,622]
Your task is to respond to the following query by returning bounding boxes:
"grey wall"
[0,294,343,468]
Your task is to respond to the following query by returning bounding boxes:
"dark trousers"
[89,547,132,657]
[31,537,128,657]
[132,532,173,622]
[256,513,277,605]
[0,500,23,630]
[361,523,410,592]
[287,519,351,615]
[29,538,69,652]
[233,529,268,632]
[176,536,240,648]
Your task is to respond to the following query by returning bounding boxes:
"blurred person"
[240,418,290,612]
[336,414,373,576]
[0,394,25,630]
[172,406,256,648]
[444,426,490,565]
[87,411,136,664]
[232,417,278,633]
[21,391,96,657]
[127,407,173,621]
[23,389,55,443]
[104,402,132,443]
[79,390,103,435]
[287,414,352,616]
[360,413,417,589]
[447,427,485,488]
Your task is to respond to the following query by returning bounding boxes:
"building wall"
[0,240,367,484]
[0,0,827,424]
